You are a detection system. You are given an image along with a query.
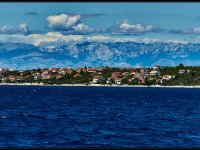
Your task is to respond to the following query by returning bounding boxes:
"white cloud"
[0,34,32,43]
[46,14,93,34]
[192,27,200,34]
[86,35,116,42]
[0,31,198,47]
[110,20,163,35]
[19,23,29,33]
[29,32,84,46]
[86,35,138,43]
[142,38,160,43]
[47,14,80,30]
[0,23,29,35]
[73,23,92,32]
[119,20,154,32]
[170,26,200,34]
[0,32,84,46]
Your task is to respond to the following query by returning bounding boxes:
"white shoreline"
[0,83,200,88]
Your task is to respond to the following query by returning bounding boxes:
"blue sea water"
[0,85,200,148]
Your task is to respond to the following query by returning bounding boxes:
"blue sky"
[0,2,200,45]
[1,2,200,69]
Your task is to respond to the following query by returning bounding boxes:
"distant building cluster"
[0,65,193,85]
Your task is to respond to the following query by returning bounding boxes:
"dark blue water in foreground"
[0,86,200,148]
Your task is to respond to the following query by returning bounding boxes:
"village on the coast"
[0,63,200,86]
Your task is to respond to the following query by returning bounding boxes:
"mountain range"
[0,41,200,70]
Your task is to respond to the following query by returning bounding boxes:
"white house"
[122,72,129,76]
[93,75,105,83]
[17,76,24,81]
[106,77,111,84]
[153,65,160,70]
[9,76,17,82]
[179,69,190,74]
[140,68,149,74]
[42,74,51,80]
[162,75,175,81]
[115,78,123,85]
[0,68,8,74]
[179,69,186,74]
[1,77,9,82]
[149,70,160,76]
[42,70,50,75]
[87,67,96,73]
[34,73,42,80]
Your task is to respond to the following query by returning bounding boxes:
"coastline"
[0,83,200,88]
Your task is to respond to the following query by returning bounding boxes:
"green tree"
[178,63,185,69]
[22,70,31,76]
[129,78,139,85]
[145,79,156,85]
[121,78,128,84]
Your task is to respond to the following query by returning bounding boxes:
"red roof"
[112,72,121,77]
[50,68,58,71]
[115,77,123,81]
[56,75,63,79]
[87,68,96,71]
[93,75,103,79]
[74,74,81,78]
[132,68,139,72]
[112,72,121,75]
[9,75,16,78]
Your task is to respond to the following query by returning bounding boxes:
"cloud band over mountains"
[1,13,200,45]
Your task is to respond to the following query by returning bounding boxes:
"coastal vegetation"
[0,64,200,86]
